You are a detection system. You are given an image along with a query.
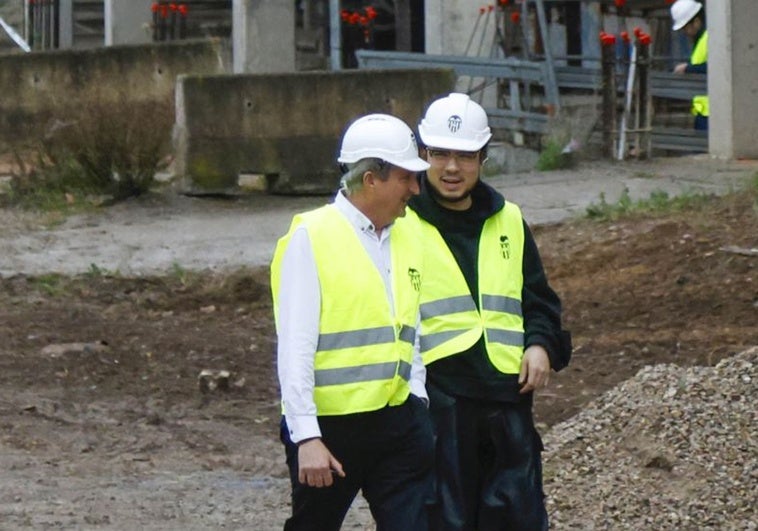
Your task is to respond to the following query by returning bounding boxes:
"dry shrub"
[42,93,174,201]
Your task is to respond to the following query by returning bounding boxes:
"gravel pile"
[542,346,757,530]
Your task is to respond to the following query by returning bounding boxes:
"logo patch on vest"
[499,235,510,259]
[447,115,462,133]
[408,268,421,291]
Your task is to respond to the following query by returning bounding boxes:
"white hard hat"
[337,114,430,172]
[670,0,702,31]
[418,92,492,152]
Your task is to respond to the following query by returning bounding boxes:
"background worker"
[671,0,708,130]
[271,113,434,531]
[408,93,572,531]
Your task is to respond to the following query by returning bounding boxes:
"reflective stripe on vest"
[315,359,412,387]
[317,324,415,354]
[691,30,708,117]
[271,205,422,416]
[410,203,525,374]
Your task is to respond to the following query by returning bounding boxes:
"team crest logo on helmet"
[447,115,462,133]
[410,132,419,150]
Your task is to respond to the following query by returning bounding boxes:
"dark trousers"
[426,387,548,531]
[694,115,708,131]
[280,395,434,531]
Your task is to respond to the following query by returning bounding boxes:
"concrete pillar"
[707,0,758,159]
[58,0,73,48]
[105,0,153,46]
[424,0,498,106]
[329,0,341,70]
[232,0,295,74]
[580,3,601,69]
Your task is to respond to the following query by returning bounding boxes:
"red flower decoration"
[510,11,520,24]
[151,3,159,13]
[178,4,188,16]
[599,31,617,47]
[614,0,626,7]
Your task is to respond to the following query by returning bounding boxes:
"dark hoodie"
[409,175,572,403]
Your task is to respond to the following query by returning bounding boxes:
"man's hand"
[297,438,346,487]
[673,62,688,74]
[519,345,551,394]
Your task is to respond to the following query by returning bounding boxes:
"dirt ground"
[0,184,756,529]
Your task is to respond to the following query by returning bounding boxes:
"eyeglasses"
[426,149,480,166]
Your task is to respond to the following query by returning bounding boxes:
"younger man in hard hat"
[671,0,708,130]
[408,93,572,530]
[271,114,434,530]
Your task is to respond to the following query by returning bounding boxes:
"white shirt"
[276,191,427,443]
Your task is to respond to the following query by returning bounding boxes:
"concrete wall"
[0,38,231,147]
[174,68,456,195]
[708,0,758,159]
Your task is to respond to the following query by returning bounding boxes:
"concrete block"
[174,68,456,195]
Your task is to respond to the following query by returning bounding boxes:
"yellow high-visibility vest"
[408,202,525,375]
[691,30,708,117]
[271,205,422,416]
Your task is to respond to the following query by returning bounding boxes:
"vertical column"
[58,0,72,48]
[329,0,341,70]
[233,0,295,74]
[707,0,758,159]
[600,32,617,159]
[105,0,153,46]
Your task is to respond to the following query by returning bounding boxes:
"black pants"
[426,387,548,531]
[280,395,434,531]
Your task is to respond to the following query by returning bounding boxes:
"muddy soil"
[0,187,756,529]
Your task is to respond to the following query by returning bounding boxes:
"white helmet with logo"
[670,0,702,31]
[418,92,492,152]
[337,113,429,172]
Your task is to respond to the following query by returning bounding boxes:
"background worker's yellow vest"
[691,30,708,117]
[271,205,422,416]
[410,202,525,375]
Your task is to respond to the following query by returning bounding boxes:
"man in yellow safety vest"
[408,93,572,530]
[671,0,708,130]
[271,113,434,530]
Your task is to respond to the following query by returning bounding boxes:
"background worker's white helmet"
[337,113,430,172]
[670,0,702,31]
[418,92,492,152]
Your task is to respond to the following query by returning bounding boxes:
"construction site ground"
[0,156,756,529]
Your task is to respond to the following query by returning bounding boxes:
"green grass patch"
[27,273,67,296]
[586,187,713,221]
[536,139,576,171]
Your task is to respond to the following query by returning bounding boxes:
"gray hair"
[340,158,390,196]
